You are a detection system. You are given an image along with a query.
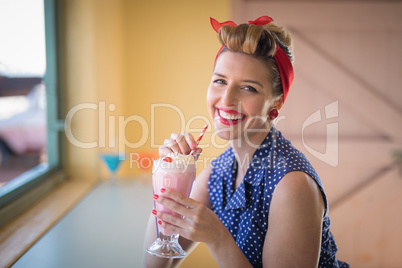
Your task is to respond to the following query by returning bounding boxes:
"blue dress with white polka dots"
[208,126,349,267]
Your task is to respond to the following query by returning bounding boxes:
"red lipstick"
[217,107,246,126]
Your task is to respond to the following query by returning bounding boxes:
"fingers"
[192,148,203,159]
[157,216,189,239]
[156,188,197,212]
[154,209,187,230]
[159,132,199,157]
[152,189,222,242]
[184,133,198,152]
[153,189,198,238]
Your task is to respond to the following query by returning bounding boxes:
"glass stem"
[159,232,179,243]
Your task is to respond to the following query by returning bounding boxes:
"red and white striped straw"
[190,124,208,156]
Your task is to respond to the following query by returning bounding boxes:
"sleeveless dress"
[208,126,349,268]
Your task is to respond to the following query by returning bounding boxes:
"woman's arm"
[262,171,325,267]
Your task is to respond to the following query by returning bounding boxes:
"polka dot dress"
[208,127,349,268]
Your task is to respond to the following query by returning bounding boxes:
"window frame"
[0,0,65,228]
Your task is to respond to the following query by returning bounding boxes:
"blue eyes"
[213,79,258,93]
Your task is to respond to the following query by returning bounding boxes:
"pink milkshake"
[152,153,196,235]
[147,125,207,258]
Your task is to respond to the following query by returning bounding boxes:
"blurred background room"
[0,0,401,267]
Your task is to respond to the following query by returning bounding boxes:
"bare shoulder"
[189,163,213,208]
[275,171,322,200]
[263,171,325,266]
[271,171,325,219]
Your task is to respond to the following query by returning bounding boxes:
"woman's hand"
[153,188,225,244]
[159,132,202,157]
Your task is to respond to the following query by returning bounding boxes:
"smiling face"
[207,51,279,145]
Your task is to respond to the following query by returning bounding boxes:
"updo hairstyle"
[217,22,294,99]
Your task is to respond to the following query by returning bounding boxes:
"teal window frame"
[0,0,65,228]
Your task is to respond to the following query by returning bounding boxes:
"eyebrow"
[213,72,264,88]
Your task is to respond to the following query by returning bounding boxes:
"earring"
[269,108,279,120]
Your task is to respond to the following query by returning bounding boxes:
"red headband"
[210,16,294,103]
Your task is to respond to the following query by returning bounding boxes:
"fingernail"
[163,156,173,163]
[191,143,196,149]
[158,220,162,225]
[160,188,166,193]
[152,209,157,215]
[153,194,159,200]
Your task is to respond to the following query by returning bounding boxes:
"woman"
[144,16,349,268]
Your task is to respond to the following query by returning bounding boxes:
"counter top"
[13,179,153,268]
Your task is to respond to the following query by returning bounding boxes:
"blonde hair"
[217,22,294,98]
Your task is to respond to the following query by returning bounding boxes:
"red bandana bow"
[210,16,294,103]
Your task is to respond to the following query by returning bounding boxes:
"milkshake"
[147,125,207,258]
[152,153,196,235]
[146,153,196,258]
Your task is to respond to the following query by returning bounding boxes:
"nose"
[221,85,238,107]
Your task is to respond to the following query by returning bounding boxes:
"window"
[0,0,64,228]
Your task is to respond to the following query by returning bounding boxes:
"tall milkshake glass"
[146,154,196,258]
